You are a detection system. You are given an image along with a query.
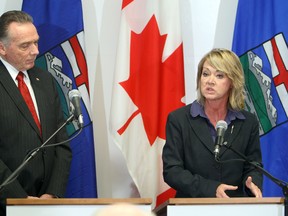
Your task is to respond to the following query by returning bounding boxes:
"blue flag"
[232,0,288,197]
[22,0,97,198]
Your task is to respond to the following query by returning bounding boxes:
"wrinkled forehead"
[7,22,39,42]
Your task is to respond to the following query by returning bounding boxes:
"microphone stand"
[220,143,288,216]
[0,114,75,191]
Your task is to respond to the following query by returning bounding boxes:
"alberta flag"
[22,0,97,197]
[233,0,288,196]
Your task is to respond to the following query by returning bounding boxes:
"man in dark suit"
[0,10,72,213]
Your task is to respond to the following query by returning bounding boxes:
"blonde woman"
[162,48,262,198]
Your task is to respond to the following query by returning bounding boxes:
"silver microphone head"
[68,89,81,100]
[68,89,83,128]
[216,120,228,131]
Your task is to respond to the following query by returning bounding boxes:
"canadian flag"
[110,0,185,208]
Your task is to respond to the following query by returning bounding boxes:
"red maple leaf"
[122,0,134,9]
[118,15,185,145]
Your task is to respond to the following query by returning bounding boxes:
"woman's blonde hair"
[196,48,245,110]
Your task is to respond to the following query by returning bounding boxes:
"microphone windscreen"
[216,120,228,131]
[68,89,81,100]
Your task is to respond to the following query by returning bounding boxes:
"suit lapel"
[185,107,244,156]
[28,69,46,139]
[0,63,41,138]
[219,120,243,157]
[187,114,215,153]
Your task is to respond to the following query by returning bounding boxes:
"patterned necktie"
[16,72,41,134]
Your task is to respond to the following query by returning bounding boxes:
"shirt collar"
[0,58,29,83]
[190,100,245,124]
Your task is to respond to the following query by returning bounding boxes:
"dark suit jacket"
[0,61,72,200]
[162,103,263,198]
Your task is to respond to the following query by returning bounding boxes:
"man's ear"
[0,41,6,56]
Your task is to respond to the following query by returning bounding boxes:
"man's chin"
[25,63,35,70]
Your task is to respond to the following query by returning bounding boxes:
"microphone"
[214,120,228,159]
[68,89,84,128]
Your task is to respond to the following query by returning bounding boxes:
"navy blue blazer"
[163,103,263,198]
